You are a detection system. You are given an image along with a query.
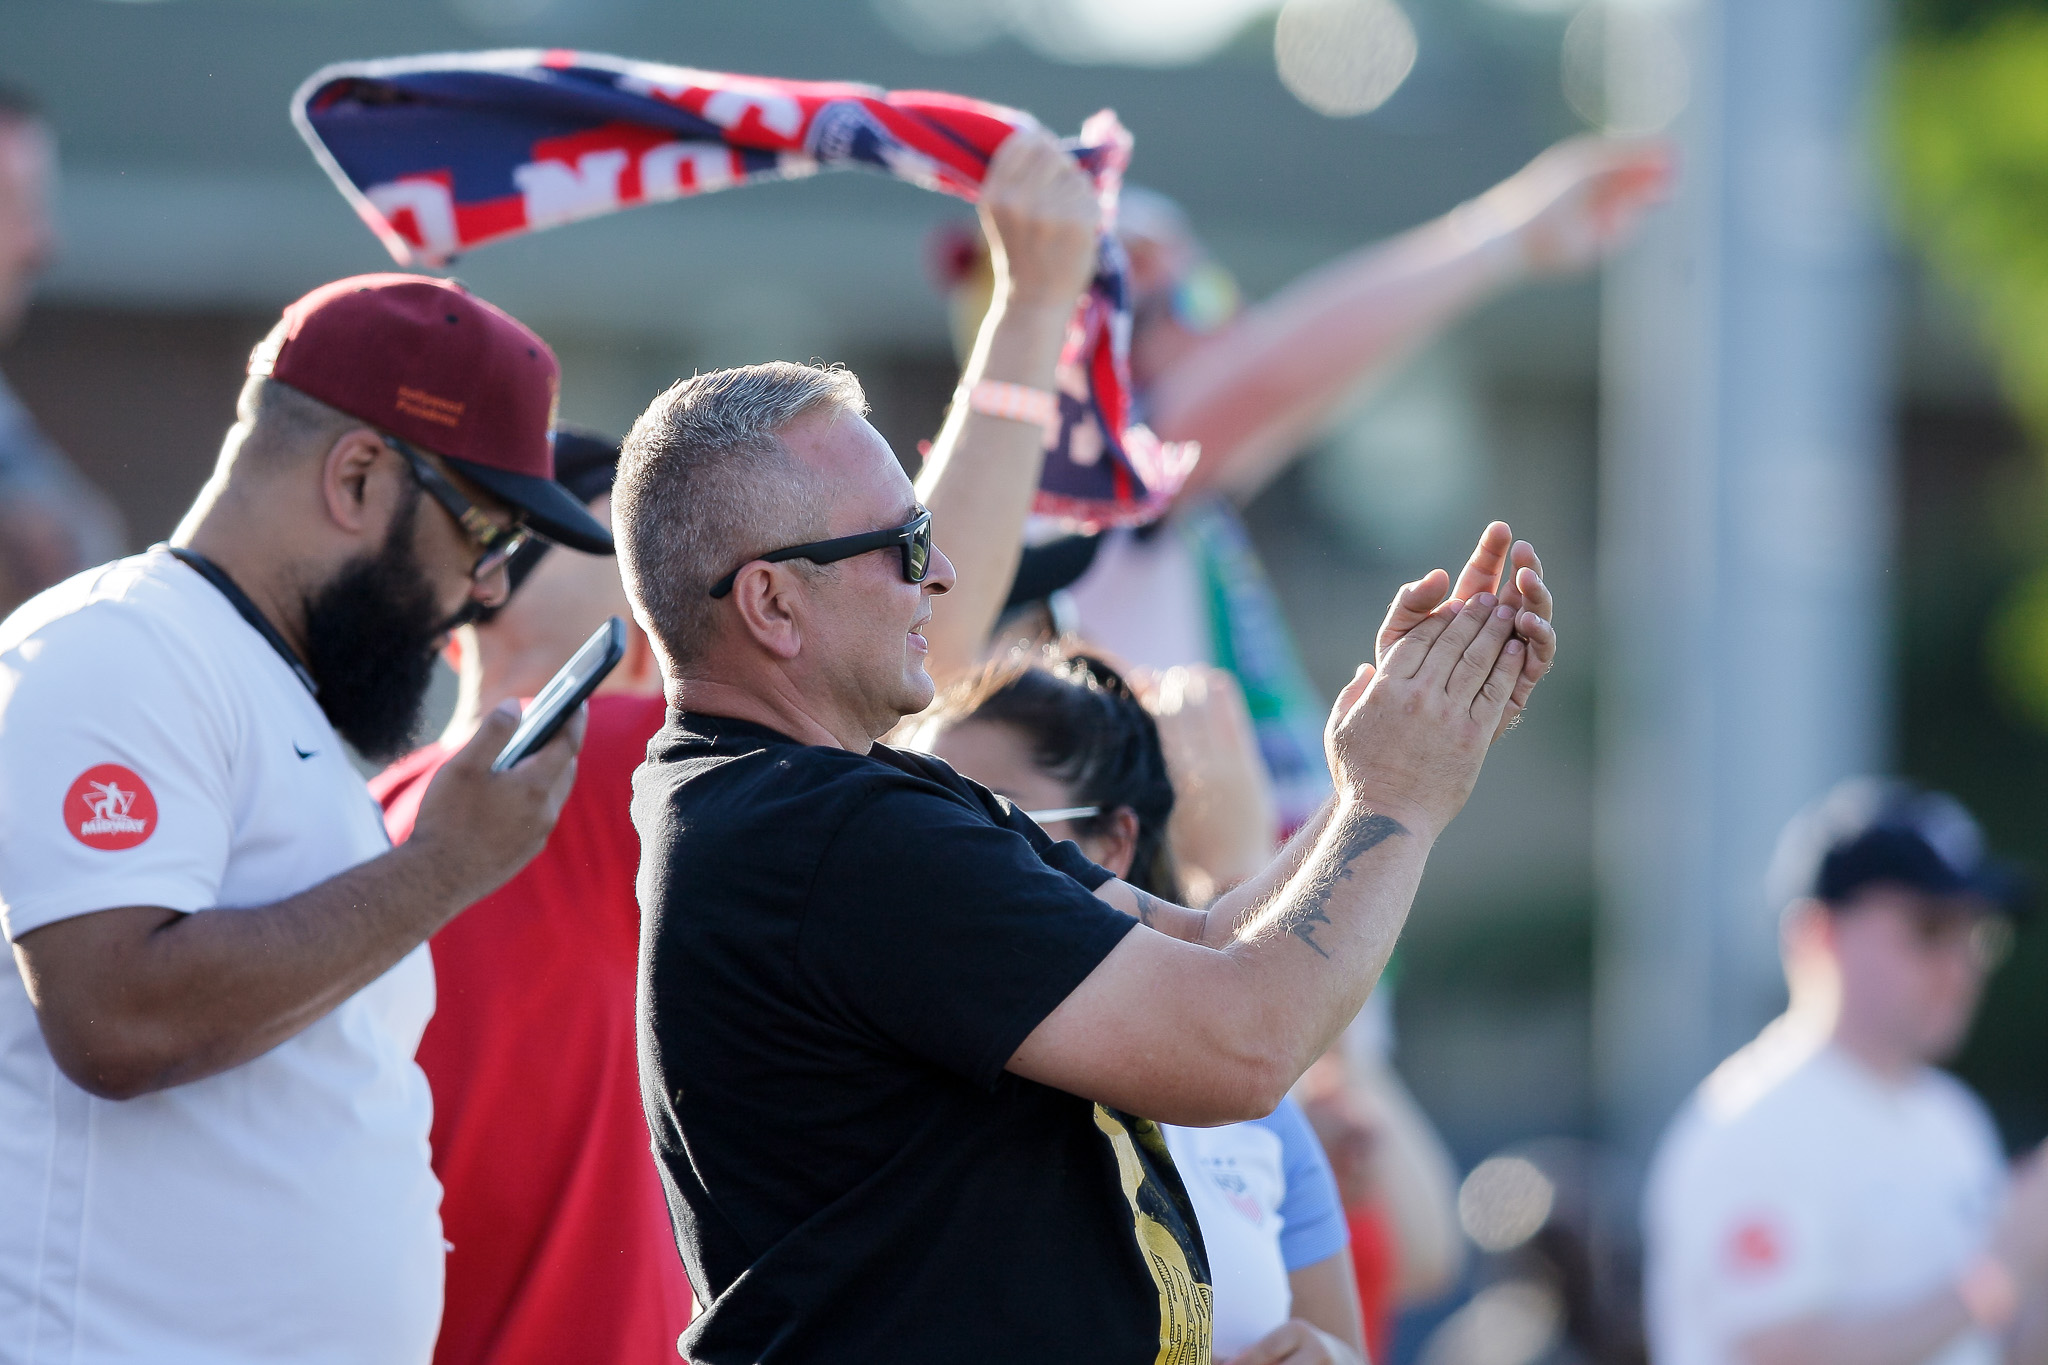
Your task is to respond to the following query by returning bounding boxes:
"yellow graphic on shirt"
[1094,1105,1214,1364]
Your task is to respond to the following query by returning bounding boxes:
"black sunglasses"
[708,509,933,599]
[382,433,535,583]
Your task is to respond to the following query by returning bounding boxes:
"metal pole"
[1593,0,1890,1173]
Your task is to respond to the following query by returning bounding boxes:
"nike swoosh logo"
[293,743,318,761]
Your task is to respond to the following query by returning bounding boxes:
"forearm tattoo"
[1131,886,1163,930]
[1272,812,1408,958]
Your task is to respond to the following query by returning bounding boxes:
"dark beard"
[301,490,475,762]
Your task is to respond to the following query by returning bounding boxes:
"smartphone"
[491,616,627,772]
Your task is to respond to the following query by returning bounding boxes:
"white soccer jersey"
[0,548,441,1364]
[1167,1121,1296,1356]
[1644,1023,2007,1365]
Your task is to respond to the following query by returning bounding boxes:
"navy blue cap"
[472,427,619,624]
[1767,777,2024,914]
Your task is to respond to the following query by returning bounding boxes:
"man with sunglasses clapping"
[613,129,1559,1365]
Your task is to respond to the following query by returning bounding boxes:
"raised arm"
[1012,540,1544,1125]
[916,130,1102,689]
[1151,136,1672,505]
[10,706,579,1099]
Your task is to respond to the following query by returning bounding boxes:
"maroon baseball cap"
[249,273,613,554]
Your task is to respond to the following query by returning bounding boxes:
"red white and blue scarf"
[292,51,1195,528]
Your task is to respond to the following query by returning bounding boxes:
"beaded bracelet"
[962,379,1059,440]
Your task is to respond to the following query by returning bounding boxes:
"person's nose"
[923,545,957,597]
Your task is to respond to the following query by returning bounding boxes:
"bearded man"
[0,273,598,1363]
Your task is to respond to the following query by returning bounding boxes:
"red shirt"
[1347,1203,1397,1365]
[373,693,692,1365]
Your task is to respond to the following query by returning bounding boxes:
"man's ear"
[1782,898,1835,961]
[319,428,397,537]
[1781,897,1845,1016]
[729,563,805,662]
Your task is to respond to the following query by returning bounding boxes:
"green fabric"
[1179,495,1332,831]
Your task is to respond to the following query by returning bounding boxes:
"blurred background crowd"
[7,0,2048,1362]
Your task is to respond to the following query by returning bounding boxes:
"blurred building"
[5,0,1614,1154]
[5,5,2039,1355]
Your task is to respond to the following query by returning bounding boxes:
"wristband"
[1958,1254,2020,1333]
[962,379,1059,440]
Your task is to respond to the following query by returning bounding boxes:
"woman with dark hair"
[907,650,1368,1365]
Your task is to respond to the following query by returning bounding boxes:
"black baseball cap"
[1766,777,2024,915]
[471,427,619,624]
[1003,533,1103,614]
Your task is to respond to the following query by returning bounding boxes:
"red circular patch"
[63,764,158,851]
[1726,1215,1785,1276]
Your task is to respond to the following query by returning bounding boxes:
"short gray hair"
[615,361,868,668]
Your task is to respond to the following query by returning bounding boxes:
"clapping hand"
[1326,521,1556,764]
[1393,522,1554,736]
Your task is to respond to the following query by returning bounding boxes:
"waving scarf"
[291,50,1195,528]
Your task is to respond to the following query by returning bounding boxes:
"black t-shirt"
[633,711,1214,1363]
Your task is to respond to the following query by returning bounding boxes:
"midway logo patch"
[65,763,158,850]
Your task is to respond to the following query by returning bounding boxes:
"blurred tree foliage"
[1892,0,2048,1143]
[1894,10,2048,445]
[1893,2,2048,727]
[1900,0,2048,36]
[1894,407,2048,1146]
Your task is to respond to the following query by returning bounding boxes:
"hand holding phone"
[492,617,627,772]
